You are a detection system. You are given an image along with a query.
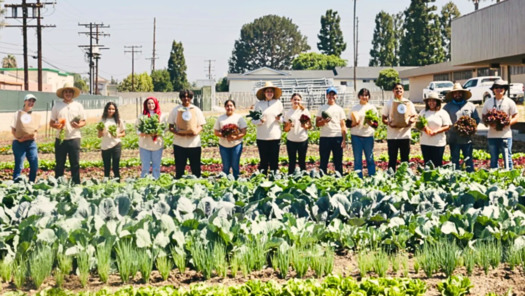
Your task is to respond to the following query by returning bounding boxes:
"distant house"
[0,68,74,92]
[332,66,415,91]
[95,76,109,96]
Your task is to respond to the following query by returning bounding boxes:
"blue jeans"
[319,137,343,175]
[450,143,474,172]
[219,143,243,179]
[488,138,513,169]
[12,139,38,182]
[140,147,163,179]
[351,135,375,178]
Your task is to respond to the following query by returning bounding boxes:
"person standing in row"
[98,102,126,181]
[137,97,165,179]
[316,87,347,175]
[168,89,206,179]
[481,79,519,169]
[283,93,311,174]
[213,99,247,179]
[418,92,452,168]
[381,83,417,172]
[252,82,284,175]
[443,83,480,172]
[349,88,377,178]
[11,94,40,182]
[50,83,86,184]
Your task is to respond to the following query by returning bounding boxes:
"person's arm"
[340,119,347,148]
[228,127,247,142]
[471,107,481,125]
[510,113,519,126]
[72,120,86,129]
[49,119,63,129]
[283,120,292,132]
[118,122,126,138]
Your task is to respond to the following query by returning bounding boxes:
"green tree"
[292,52,347,70]
[215,77,229,92]
[228,15,310,73]
[392,11,404,65]
[73,73,88,93]
[376,68,400,91]
[117,72,153,92]
[399,0,445,66]
[151,69,173,92]
[2,54,17,68]
[317,9,347,57]
[440,2,461,61]
[369,11,397,67]
[167,40,190,91]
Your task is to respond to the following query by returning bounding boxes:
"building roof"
[228,67,335,80]
[0,68,73,77]
[334,66,417,79]
[398,62,474,78]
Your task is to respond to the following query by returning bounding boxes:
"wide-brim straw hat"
[56,83,81,99]
[423,92,443,102]
[490,79,509,91]
[445,83,472,101]
[256,81,282,101]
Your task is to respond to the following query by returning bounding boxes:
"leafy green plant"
[437,239,460,277]
[189,240,213,279]
[96,242,112,284]
[372,249,389,277]
[170,246,186,274]
[462,248,476,276]
[291,245,310,278]
[357,250,373,277]
[505,246,522,271]
[29,245,54,289]
[77,251,90,287]
[115,240,136,283]
[437,275,473,296]
[55,253,72,288]
[0,258,13,283]
[155,254,172,281]
[212,243,228,278]
[417,243,438,278]
[137,248,154,283]
[272,246,291,279]
[13,258,27,289]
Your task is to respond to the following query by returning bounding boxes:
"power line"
[124,45,142,92]
[78,22,110,94]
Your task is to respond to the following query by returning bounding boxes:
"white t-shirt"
[135,113,167,151]
[50,100,86,140]
[167,104,206,148]
[381,98,416,140]
[252,99,283,140]
[317,104,346,138]
[213,113,247,148]
[284,108,310,142]
[419,109,452,147]
[99,118,125,150]
[482,96,518,139]
[349,103,378,138]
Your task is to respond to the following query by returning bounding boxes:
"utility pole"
[353,0,357,92]
[146,18,158,72]
[124,45,142,92]
[78,23,109,95]
[204,59,215,80]
[5,0,56,91]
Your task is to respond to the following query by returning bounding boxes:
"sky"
[0,0,496,84]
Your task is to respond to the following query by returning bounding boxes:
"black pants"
[286,140,308,174]
[102,143,122,180]
[421,145,445,168]
[256,139,280,174]
[319,137,344,175]
[173,145,201,179]
[55,138,81,184]
[387,139,410,171]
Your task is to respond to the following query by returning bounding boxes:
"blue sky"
[0,0,494,83]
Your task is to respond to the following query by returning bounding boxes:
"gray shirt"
[443,101,480,145]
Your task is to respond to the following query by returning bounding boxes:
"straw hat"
[445,83,472,102]
[423,92,443,102]
[56,83,81,99]
[490,79,509,91]
[256,81,282,101]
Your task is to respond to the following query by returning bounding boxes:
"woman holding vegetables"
[97,102,125,181]
[348,88,378,178]
[136,97,166,179]
[283,93,311,174]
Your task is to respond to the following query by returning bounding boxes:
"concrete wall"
[229,80,257,93]
[408,74,434,103]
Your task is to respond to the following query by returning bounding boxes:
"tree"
[292,52,347,70]
[73,73,88,93]
[216,77,229,92]
[228,15,310,73]
[440,2,461,61]
[369,11,397,67]
[117,72,153,92]
[392,11,404,65]
[167,40,190,91]
[376,68,400,91]
[399,0,445,66]
[317,9,347,57]
[151,69,173,92]
[2,54,17,68]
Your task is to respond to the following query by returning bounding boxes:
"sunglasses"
[181,95,192,98]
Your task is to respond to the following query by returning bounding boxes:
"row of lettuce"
[0,166,524,290]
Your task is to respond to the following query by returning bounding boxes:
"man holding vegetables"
[49,83,86,184]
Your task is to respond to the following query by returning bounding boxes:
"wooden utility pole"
[124,45,142,92]
[353,0,357,92]
[147,18,158,72]
[78,23,109,94]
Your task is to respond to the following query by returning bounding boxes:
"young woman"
[213,100,247,179]
[419,92,452,168]
[98,102,125,180]
[252,82,284,174]
[349,88,377,178]
[283,93,311,174]
[136,97,165,179]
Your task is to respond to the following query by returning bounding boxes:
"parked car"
[509,82,524,104]
[462,76,500,104]
[422,81,454,100]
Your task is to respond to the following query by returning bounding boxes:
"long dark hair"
[358,88,370,97]
[424,99,442,111]
[102,102,121,125]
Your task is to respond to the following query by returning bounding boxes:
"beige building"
[0,68,74,92]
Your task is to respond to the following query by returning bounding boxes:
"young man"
[50,83,86,184]
[316,87,347,175]
[481,79,519,169]
[381,83,417,171]
[443,83,480,172]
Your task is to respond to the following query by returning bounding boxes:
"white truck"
[463,76,524,104]
[422,81,454,100]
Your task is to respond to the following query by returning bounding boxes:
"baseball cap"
[24,94,37,101]
[326,87,338,95]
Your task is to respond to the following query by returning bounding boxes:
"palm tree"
[2,54,17,68]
